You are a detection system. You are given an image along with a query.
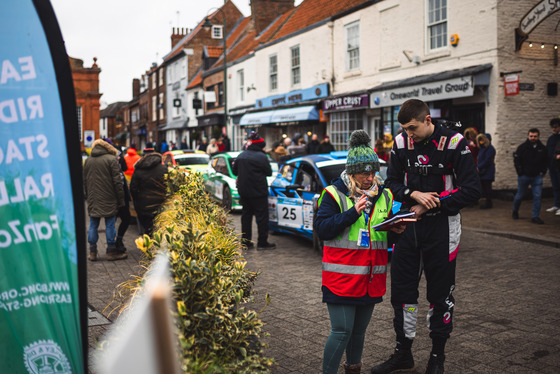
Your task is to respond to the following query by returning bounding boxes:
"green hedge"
[134,169,273,373]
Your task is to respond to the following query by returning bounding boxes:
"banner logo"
[23,339,71,374]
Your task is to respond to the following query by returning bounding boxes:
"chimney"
[251,0,294,35]
[171,27,187,49]
[132,78,140,98]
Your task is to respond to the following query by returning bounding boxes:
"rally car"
[203,151,278,211]
[267,151,400,253]
[162,150,209,173]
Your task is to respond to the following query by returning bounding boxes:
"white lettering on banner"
[0,173,54,206]
[0,215,59,248]
[0,135,49,164]
[0,95,43,123]
[0,56,37,84]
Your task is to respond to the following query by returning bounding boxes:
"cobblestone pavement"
[87,197,560,373]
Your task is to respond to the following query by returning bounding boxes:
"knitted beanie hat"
[346,130,380,174]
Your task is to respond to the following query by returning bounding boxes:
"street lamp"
[203,9,228,138]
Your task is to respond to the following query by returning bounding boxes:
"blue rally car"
[268,151,400,252]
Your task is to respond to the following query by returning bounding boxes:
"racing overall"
[385,124,480,350]
[319,185,393,297]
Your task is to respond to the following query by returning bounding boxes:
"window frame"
[269,54,278,92]
[290,45,300,86]
[212,25,223,39]
[345,21,360,71]
[427,0,448,51]
[76,105,82,141]
[237,69,244,102]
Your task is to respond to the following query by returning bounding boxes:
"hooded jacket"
[476,133,496,181]
[124,147,141,178]
[83,139,125,217]
[130,153,168,216]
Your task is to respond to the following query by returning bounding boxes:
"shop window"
[345,21,360,71]
[291,45,300,86]
[427,0,447,51]
[329,111,363,150]
[269,54,278,91]
[237,69,244,102]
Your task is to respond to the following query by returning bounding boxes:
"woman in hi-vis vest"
[314,130,405,374]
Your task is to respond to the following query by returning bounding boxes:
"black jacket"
[130,153,168,216]
[232,144,272,198]
[386,124,481,216]
[513,139,548,177]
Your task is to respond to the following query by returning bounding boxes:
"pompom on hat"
[346,130,380,174]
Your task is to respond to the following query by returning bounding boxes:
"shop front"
[196,112,225,144]
[159,118,189,148]
[237,83,329,147]
[322,92,371,150]
[369,63,492,138]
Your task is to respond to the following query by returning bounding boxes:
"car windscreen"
[318,163,346,185]
[175,156,209,166]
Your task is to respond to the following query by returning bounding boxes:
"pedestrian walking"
[317,134,335,154]
[83,139,127,261]
[512,128,548,224]
[545,118,560,215]
[123,143,141,181]
[306,133,320,154]
[232,131,276,250]
[314,130,403,374]
[374,99,480,374]
[476,133,495,209]
[130,152,168,235]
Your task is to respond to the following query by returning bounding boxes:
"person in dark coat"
[130,152,168,235]
[306,133,320,154]
[232,131,275,250]
[83,139,126,261]
[476,133,496,209]
[545,118,560,215]
[512,128,549,224]
[317,134,335,154]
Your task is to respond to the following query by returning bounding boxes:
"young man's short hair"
[528,128,540,135]
[550,118,560,127]
[397,99,431,124]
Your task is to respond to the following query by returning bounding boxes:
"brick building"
[69,57,101,151]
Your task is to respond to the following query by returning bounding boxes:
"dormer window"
[212,25,223,39]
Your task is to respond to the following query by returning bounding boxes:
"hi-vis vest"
[318,185,392,298]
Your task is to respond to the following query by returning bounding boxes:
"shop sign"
[370,76,474,107]
[256,83,328,109]
[504,74,520,96]
[1,0,87,372]
[322,94,369,112]
[518,0,560,36]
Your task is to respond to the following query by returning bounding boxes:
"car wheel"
[222,186,232,212]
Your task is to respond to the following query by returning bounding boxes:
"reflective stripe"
[403,303,418,339]
[322,262,370,275]
[371,265,387,274]
[324,240,388,250]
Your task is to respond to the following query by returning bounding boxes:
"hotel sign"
[370,76,474,107]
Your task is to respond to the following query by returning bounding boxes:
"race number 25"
[277,203,303,227]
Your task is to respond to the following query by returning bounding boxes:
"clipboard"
[373,212,417,231]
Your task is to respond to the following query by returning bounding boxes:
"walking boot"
[343,362,362,374]
[116,237,127,252]
[89,244,98,262]
[370,349,415,374]
[424,353,445,374]
[107,243,128,261]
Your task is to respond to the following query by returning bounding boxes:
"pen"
[439,194,452,200]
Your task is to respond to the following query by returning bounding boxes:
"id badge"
[357,229,370,247]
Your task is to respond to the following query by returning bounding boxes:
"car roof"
[174,153,209,159]
[281,151,387,167]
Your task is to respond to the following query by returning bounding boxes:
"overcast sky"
[49,0,258,107]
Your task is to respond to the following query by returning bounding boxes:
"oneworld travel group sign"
[370,76,474,107]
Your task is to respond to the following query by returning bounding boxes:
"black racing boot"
[370,349,415,374]
[425,353,445,374]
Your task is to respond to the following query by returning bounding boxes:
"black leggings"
[117,202,131,237]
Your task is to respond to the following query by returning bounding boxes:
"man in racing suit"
[371,99,481,374]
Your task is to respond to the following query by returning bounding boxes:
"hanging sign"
[0,1,87,373]
[504,74,520,96]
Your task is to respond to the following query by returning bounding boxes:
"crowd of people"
[83,100,559,373]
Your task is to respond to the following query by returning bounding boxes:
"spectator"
[283,137,292,148]
[143,142,155,154]
[130,152,168,235]
[512,128,548,224]
[206,138,219,155]
[124,143,141,181]
[217,137,226,152]
[268,141,289,162]
[232,131,275,250]
[374,138,388,162]
[180,138,188,150]
[83,138,127,261]
[222,134,231,152]
[476,133,496,209]
[197,138,208,152]
[159,139,169,153]
[545,118,560,215]
[382,133,394,154]
[306,133,320,154]
[463,127,479,164]
[317,134,335,154]
[288,137,307,156]
[170,141,176,150]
